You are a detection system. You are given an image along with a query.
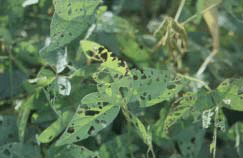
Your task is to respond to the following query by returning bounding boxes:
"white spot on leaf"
[56,47,68,73]
[57,76,71,96]
[22,0,39,7]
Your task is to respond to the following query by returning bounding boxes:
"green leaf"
[164,92,197,130]
[116,33,151,67]
[194,0,204,24]
[55,94,120,146]
[174,124,204,158]
[99,134,139,158]
[29,67,56,87]
[121,104,155,157]
[194,89,215,111]
[217,78,243,111]
[0,143,41,158]
[37,110,74,143]
[82,40,183,107]
[17,95,34,143]
[81,40,129,76]
[40,0,102,64]
[48,145,99,158]
[0,116,18,146]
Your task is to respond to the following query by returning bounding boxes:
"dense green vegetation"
[1,0,243,157]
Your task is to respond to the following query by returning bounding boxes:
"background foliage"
[1,0,243,157]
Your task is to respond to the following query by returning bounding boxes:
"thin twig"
[196,49,218,78]
[177,73,211,91]
[182,1,222,24]
[175,0,186,22]
[212,106,219,158]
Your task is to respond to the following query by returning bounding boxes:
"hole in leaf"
[100,52,108,61]
[141,74,146,79]
[98,106,103,109]
[98,47,105,53]
[60,84,66,90]
[68,8,72,15]
[3,149,11,156]
[148,94,152,100]
[8,133,14,139]
[143,92,147,96]
[95,119,100,124]
[0,120,2,126]
[49,136,53,140]
[104,102,109,106]
[118,60,126,67]
[147,149,154,158]
[85,110,100,116]
[119,75,123,79]
[128,113,133,119]
[140,95,145,100]
[60,33,64,38]
[86,50,94,57]
[68,32,72,36]
[114,74,119,78]
[67,127,75,133]
[76,136,80,140]
[88,126,95,135]
[167,84,176,89]
[191,137,195,144]
[135,122,138,127]
[77,110,84,114]
[94,55,100,60]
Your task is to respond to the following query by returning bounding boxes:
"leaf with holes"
[37,111,74,143]
[40,0,102,64]
[164,92,197,130]
[216,79,243,111]
[0,116,18,146]
[0,143,41,158]
[55,93,120,146]
[48,144,99,158]
[129,68,183,107]
[81,40,129,76]
[174,124,204,158]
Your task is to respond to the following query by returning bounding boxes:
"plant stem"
[182,1,222,24]
[175,0,186,22]
[177,73,211,91]
[196,49,218,78]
